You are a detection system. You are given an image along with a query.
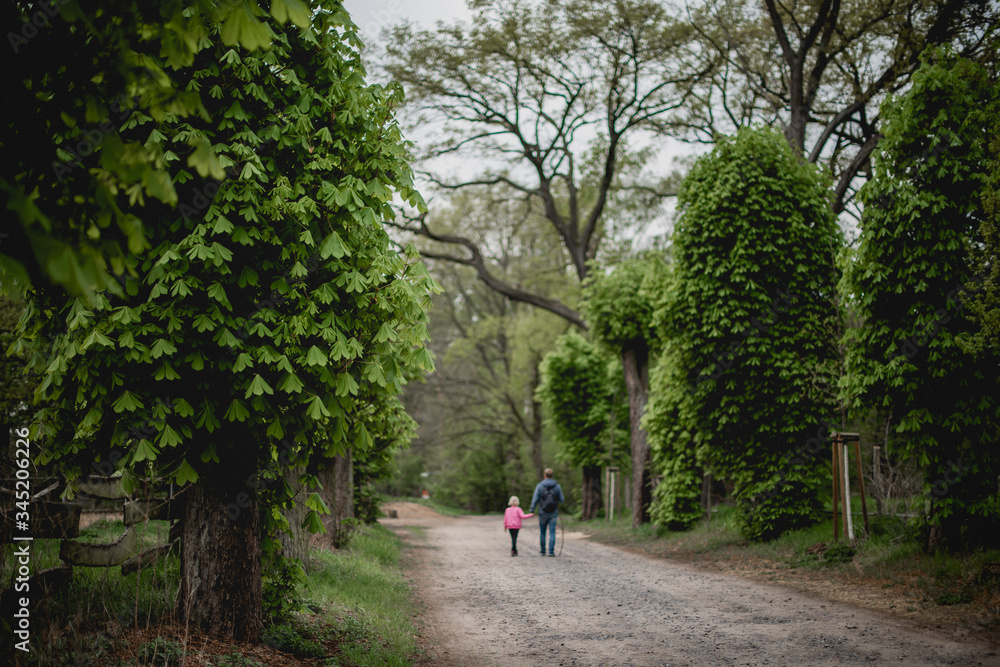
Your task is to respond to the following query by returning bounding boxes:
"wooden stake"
[701,471,712,521]
[873,445,883,516]
[832,439,840,542]
[842,442,854,542]
[853,439,870,535]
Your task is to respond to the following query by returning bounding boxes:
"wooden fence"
[0,476,181,605]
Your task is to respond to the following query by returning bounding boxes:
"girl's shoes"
[511,549,517,556]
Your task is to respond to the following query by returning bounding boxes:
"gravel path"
[383,508,999,667]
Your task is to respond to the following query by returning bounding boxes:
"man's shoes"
[540,552,546,556]
[548,553,555,557]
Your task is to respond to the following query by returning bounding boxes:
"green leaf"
[158,424,183,447]
[305,492,329,514]
[306,394,331,419]
[278,372,305,393]
[112,391,144,413]
[266,417,285,439]
[132,439,159,463]
[175,459,199,485]
[187,135,226,180]
[304,345,327,366]
[224,399,251,422]
[335,372,358,397]
[150,338,177,359]
[304,510,326,534]
[220,5,272,51]
[271,0,312,28]
[154,362,181,380]
[319,230,349,259]
[245,373,274,397]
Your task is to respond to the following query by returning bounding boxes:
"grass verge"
[2,519,419,666]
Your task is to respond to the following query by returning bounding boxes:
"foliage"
[0,295,37,440]
[138,637,186,666]
[21,0,434,507]
[536,332,626,469]
[841,46,1000,550]
[0,0,319,299]
[582,258,662,353]
[582,256,664,524]
[261,550,308,623]
[351,393,418,524]
[13,1,435,636]
[645,336,705,531]
[262,622,326,658]
[659,126,843,541]
[961,40,1000,359]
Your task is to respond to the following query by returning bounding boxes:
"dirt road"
[382,504,999,667]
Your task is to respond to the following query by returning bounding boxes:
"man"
[529,468,565,556]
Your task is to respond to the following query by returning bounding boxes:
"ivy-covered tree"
[537,332,626,520]
[17,3,435,641]
[841,46,1000,550]
[644,344,706,531]
[582,258,662,526]
[660,126,842,541]
[960,40,1000,362]
[643,263,705,531]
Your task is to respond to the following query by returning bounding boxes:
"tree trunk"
[178,456,263,642]
[318,452,354,548]
[530,362,545,480]
[580,464,603,520]
[622,345,651,527]
[279,466,308,567]
[332,452,353,546]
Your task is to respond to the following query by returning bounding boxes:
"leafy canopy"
[537,332,626,469]
[19,3,437,522]
[1,0,316,299]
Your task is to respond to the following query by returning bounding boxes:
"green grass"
[302,524,419,666]
[3,518,420,666]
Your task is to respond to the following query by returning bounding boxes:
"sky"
[343,0,470,44]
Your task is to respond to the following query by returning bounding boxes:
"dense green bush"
[841,46,1000,550]
[655,126,843,541]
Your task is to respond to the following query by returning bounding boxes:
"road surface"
[383,505,999,667]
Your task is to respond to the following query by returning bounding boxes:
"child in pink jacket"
[503,496,533,556]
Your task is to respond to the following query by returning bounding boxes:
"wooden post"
[701,471,713,521]
[853,439,870,535]
[607,466,618,521]
[872,445,883,515]
[841,441,854,541]
[832,439,840,542]
[606,467,612,521]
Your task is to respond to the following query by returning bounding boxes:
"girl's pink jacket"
[504,506,533,529]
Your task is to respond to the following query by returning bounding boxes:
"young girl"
[503,496,533,556]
